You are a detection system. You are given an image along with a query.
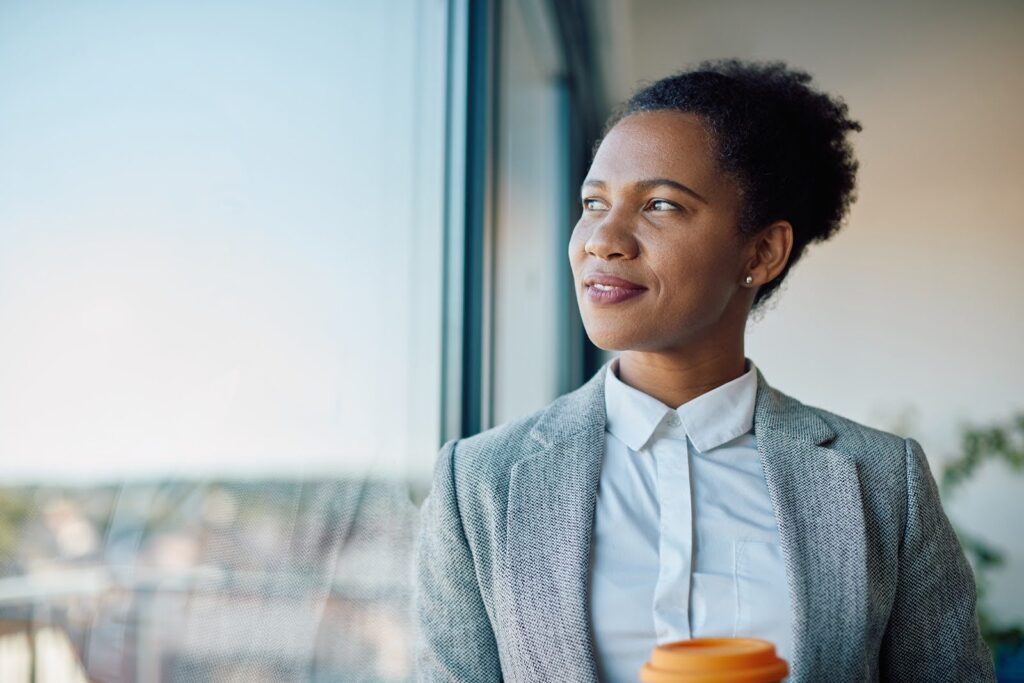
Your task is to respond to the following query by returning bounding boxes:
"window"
[0,2,448,679]
[492,0,572,423]
[0,0,603,679]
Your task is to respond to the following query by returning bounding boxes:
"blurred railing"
[0,479,419,682]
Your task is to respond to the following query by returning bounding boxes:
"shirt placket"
[651,413,693,643]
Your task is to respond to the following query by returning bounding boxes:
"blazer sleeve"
[412,438,503,682]
[878,437,996,681]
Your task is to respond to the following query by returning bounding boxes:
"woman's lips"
[585,283,647,305]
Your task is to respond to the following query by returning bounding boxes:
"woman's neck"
[614,348,748,409]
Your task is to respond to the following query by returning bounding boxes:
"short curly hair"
[600,58,863,311]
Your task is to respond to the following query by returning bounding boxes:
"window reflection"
[0,480,420,680]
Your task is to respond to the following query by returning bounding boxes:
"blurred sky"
[0,0,445,482]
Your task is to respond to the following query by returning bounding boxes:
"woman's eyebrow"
[580,178,708,204]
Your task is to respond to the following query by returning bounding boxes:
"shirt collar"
[603,355,758,453]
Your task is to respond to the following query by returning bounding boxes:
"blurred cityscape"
[0,478,420,682]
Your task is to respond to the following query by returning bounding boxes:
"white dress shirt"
[589,355,793,682]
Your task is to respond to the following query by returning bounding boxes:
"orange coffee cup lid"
[640,637,789,683]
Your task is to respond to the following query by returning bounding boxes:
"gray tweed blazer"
[412,358,996,682]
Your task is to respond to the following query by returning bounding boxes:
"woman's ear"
[744,220,793,287]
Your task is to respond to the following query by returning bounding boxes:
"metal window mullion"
[441,0,470,446]
[459,0,499,438]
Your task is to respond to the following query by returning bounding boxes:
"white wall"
[592,0,1024,626]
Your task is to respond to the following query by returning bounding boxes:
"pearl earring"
[744,275,754,285]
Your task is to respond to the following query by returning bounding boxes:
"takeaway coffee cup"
[639,637,789,683]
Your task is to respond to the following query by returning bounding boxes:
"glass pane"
[0,1,448,679]
[492,0,569,424]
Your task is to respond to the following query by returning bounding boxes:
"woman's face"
[568,110,752,352]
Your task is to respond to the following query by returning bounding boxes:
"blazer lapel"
[504,361,609,683]
[752,368,869,680]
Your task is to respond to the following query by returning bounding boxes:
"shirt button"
[667,414,681,427]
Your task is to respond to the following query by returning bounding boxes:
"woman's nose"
[585,208,638,260]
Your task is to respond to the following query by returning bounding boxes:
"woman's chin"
[583,325,648,352]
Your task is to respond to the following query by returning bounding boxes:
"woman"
[412,59,995,682]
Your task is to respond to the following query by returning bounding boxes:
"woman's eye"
[582,198,607,211]
[648,199,678,211]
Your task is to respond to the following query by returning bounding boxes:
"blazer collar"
[507,357,867,682]
[527,356,838,450]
